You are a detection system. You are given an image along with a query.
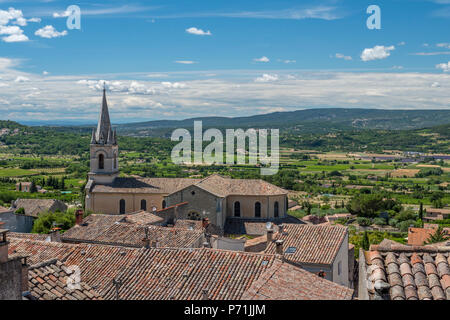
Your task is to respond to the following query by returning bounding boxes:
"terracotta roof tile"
[364,247,450,300]
[8,237,352,300]
[265,224,347,265]
[241,259,353,300]
[26,259,102,300]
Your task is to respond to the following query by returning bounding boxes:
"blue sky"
[0,0,449,123]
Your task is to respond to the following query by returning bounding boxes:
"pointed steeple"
[90,128,96,144]
[95,84,112,144]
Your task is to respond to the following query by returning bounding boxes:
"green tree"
[361,231,370,251]
[425,226,448,245]
[30,181,37,193]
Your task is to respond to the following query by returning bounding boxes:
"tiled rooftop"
[265,224,348,265]
[91,177,200,194]
[63,222,204,249]
[363,242,450,300]
[242,259,353,300]
[61,214,204,248]
[8,237,353,300]
[224,216,303,235]
[11,199,67,218]
[90,174,287,197]
[26,259,103,300]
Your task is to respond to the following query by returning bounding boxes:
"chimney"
[275,239,284,255]
[266,228,274,244]
[0,228,9,264]
[278,224,284,235]
[50,227,61,242]
[75,209,84,225]
[317,270,326,278]
[202,289,209,300]
[142,227,150,249]
[202,217,210,229]
[21,256,29,293]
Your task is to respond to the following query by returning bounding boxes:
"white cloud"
[3,34,28,42]
[42,71,49,75]
[254,56,269,63]
[436,61,450,72]
[0,9,30,43]
[281,59,296,64]
[392,66,404,70]
[35,25,68,39]
[361,45,395,61]
[411,51,450,56]
[174,60,197,64]
[185,27,212,36]
[161,81,186,88]
[52,10,71,18]
[254,74,279,82]
[431,82,441,88]
[397,41,406,46]
[437,43,450,49]
[335,53,352,61]
[14,76,29,82]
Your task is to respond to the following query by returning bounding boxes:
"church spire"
[95,84,113,145]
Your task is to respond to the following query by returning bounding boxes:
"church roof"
[94,87,115,145]
[90,175,288,197]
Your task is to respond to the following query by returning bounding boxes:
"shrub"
[357,217,372,226]
[373,218,386,226]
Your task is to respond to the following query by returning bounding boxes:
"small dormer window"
[191,191,195,196]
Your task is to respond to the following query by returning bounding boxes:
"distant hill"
[115,108,450,136]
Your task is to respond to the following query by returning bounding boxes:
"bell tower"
[87,86,119,184]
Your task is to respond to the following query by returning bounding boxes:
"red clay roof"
[8,236,353,300]
[242,259,353,300]
[265,224,348,265]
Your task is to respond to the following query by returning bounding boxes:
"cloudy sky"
[0,0,449,124]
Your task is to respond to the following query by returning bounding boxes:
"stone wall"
[0,257,22,300]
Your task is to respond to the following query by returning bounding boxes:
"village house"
[423,208,450,222]
[244,223,352,288]
[10,199,67,218]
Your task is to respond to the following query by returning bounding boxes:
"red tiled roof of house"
[242,259,353,300]
[363,246,450,300]
[8,237,352,300]
[122,210,164,225]
[26,259,103,300]
[9,232,49,241]
[265,224,347,265]
[408,227,436,246]
[63,222,203,249]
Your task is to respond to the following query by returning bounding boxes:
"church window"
[140,199,147,211]
[255,202,261,218]
[98,154,104,170]
[113,152,117,169]
[274,201,279,218]
[234,201,240,217]
[119,199,125,214]
[162,200,166,209]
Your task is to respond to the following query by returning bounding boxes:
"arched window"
[234,201,241,217]
[162,200,166,209]
[113,152,117,169]
[274,201,279,218]
[140,199,147,211]
[119,199,125,214]
[98,154,104,170]
[255,202,261,218]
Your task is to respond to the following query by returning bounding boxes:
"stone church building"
[85,89,288,229]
